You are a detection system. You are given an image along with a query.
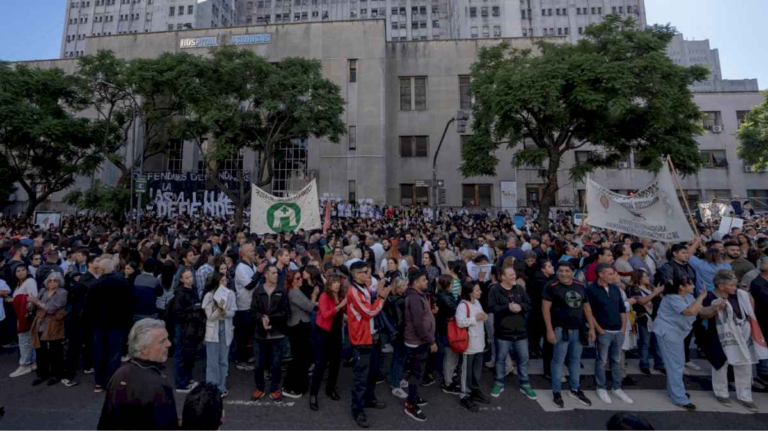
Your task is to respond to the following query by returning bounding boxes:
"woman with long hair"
[9,264,38,378]
[626,270,664,376]
[309,275,347,411]
[434,274,460,393]
[420,251,441,291]
[456,280,487,412]
[172,268,200,393]
[688,246,731,292]
[283,270,319,399]
[202,272,236,398]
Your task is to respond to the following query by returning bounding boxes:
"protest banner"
[250,180,321,234]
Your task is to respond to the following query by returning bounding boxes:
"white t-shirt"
[234,261,256,311]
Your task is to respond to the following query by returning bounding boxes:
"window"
[470,7,476,18]
[677,190,700,212]
[470,26,478,38]
[521,9,526,19]
[400,184,430,205]
[348,126,357,150]
[493,26,501,37]
[271,139,308,197]
[703,189,731,201]
[399,136,429,157]
[188,5,193,14]
[702,111,722,130]
[349,180,356,202]
[459,75,471,110]
[610,152,632,169]
[482,26,489,37]
[399,77,427,111]
[462,184,492,207]
[526,185,546,207]
[349,59,357,83]
[748,190,768,210]
[169,6,174,16]
[167,141,184,173]
[492,6,499,17]
[481,7,488,17]
[737,110,750,126]
[700,150,728,168]
[578,27,583,34]
[178,6,184,15]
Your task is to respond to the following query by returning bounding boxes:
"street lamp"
[432,110,469,218]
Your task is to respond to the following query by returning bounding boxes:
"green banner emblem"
[266,203,302,233]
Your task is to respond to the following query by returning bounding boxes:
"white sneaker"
[612,389,634,404]
[684,361,702,372]
[9,366,32,378]
[391,387,407,399]
[597,388,612,404]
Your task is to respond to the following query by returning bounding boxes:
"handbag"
[447,302,470,353]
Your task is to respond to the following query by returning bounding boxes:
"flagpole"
[667,155,700,237]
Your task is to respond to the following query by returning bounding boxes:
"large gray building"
[9,19,766,216]
[242,0,646,42]
[666,33,759,93]
[61,0,241,58]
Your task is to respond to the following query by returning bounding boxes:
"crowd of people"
[1,202,767,429]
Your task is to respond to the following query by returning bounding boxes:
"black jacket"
[656,259,696,286]
[85,272,133,331]
[488,283,531,341]
[398,241,423,267]
[434,290,457,336]
[97,359,178,430]
[250,281,290,339]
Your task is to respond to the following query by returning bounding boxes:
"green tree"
[462,16,708,228]
[0,63,108,217]
[736,91,768,171]
[175,46,346,227]
[64,180,131,218]
[0,163,16,208]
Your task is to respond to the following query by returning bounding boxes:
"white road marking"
[524,358,711,377]
[534,389,768,414]
[224,400,296,407]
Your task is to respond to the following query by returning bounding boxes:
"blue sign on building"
[230,34,272,46]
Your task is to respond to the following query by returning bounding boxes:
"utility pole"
[432,110,469,218]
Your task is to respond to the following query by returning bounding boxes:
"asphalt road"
[1,345,767,430]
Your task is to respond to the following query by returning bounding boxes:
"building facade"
[11,20,766,216]
[666,33,759,93]
[60,0,240,58]
[240,0,646,42]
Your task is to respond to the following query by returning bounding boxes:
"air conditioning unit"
[711,125,724,133]
[618,162,629,169]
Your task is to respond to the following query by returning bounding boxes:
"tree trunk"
[234,204,245,229]
[537,150,561,231]
[25,196,39,219]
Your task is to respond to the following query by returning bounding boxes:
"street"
[1,346,767,430]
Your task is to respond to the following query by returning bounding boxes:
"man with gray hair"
[98,318,177,430]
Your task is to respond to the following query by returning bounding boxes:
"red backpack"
[447,301,470,353]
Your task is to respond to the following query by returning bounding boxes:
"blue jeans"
[595,331,624,390]
[255,338,283,393]
[637,325,665,371]
[206,322,229,393]
[656,333,689,406]
[388,339,407,389]
[758,359,768,376]
[93,329,124,388]
[18,330,36,366]
[174,323,193,389]
[551,328,583,392]
[494,338,530,387]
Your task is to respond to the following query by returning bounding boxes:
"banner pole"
[667,155,700,237]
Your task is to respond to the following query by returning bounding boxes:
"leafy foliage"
[736,91,768,171]
[462,16,708,227]
[64,180,131,218]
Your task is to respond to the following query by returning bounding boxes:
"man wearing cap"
[35,250,64,290]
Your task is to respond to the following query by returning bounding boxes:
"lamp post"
[432,110,469,218]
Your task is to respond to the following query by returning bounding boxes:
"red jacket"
[346,282,385,346]
[316,292,342,332]
[12,295,33,333]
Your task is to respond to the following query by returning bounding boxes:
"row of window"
[74,0,153,6]
[168,6,194,17]
[470,25,502,38]
[469,6,501,18]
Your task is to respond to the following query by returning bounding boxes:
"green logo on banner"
[266,203,301,233]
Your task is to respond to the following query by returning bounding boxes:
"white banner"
[500,181,517,210]
[250,180,322,234]
[718,216,744,236]
[585,164,694,243]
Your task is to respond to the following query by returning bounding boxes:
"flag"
[323,201,331,234]
[698,202,733,221]
[585,163,694,243]
[250,180,321,234]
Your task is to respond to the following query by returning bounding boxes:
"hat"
[20,238,33,248]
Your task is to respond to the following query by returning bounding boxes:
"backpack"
[447,301,471,353]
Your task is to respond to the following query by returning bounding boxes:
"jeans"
[551,328,583,392]
[36,339,64,380]
[310,327,342,396]
[388,339,407,389]
[351,339,381,416]
[656,333,689,406]
[173,323,193,389]
[18,330,36,366]
[484,314,496,363]
[205,322,229,393]
[406,344,429,405]
[93,329,124,388]
[595,331,624,390]
[254,338,283,393]
[233,310,254,364]
[285,322,312,394]
[494,338,530,387]
[460,352,483,399]
[758,359,768,376]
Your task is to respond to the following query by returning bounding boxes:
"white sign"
[180,37,218,49]
[250,180,321,234]
[34,212,62,229]
[230,33,272,45]
[500,181,517,210]
[585,164,694,243]
[718,217,744,236]
[699,202,733,221]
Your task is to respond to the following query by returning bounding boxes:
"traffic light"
[456,110,470,134]
[438,187,447,205]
